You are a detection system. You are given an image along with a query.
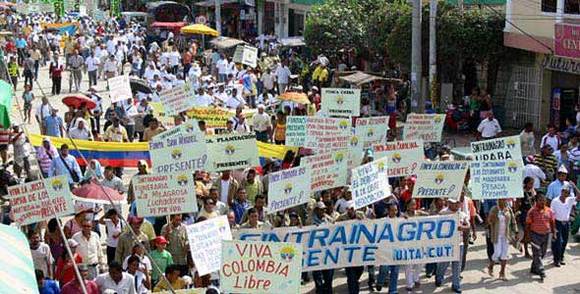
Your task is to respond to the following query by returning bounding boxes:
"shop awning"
[339,71,402,86]
[210,36,247,49]
[278,36,305,47]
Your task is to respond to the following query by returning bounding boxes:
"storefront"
[542,55,580,128]
[195,0,257,38]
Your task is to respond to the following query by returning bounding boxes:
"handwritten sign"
[470,135,523,162]
[149,121,208,174]
[351,158,391,209]
[285,116,352,150]
[107,75,132,103]
[403,113,446,143]
[187,107,256,129]
[301,151,348,192]
[355,116,389,148]
[6,176,74,226]
[321,88,361,117]
[134,172,197,217]
[236,214,461,270]
[159,83,195,116]
[268,166,312,214]
[285,116,308,147]
[233,45,259,68]
[186,216,233,276]
[373,140,423,177]
[221,240,302,293]
[206,133,260,172]
[412,161,469,199]
[469,160,523,199]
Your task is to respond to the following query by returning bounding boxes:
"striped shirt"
[533,153,558,181]
[0,129,10,146]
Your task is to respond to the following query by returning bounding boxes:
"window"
[564,0,580,14]
[542,0,557,13]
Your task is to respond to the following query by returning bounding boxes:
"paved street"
[9,62,580,294]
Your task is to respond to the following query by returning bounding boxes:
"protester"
[95,261,136,294]
[29,230,54,279]
[115,216,150,264]
[36,269,60,294]
[550,182,580,267]
[161,214,189,276]
[72,220,104,280]
[48,144,82,187]
[487,199,518,280]
[60,264,100,294]
[526,194,555,279]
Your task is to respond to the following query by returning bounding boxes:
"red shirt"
[55,254,83,285]
[61,279,99,294]
[526,205,554,234]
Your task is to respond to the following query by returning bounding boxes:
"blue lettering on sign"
[306,249,322,267]
[309,228,330,247]
[399,222,418,241]
[363,246,377,262]
[324,248,340,265]
[417,220,436,239]
[329,226,347,245]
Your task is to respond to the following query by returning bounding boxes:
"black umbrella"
[130,78,153,94]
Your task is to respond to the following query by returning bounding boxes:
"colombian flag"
[29,134,296,168]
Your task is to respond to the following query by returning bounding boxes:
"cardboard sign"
[107,75,132,103]
[373,140,424,178]
[149,121,208,174]
[403,113,446,143]
[412,161,469,199]
[351,158,391,209]
[186,216,233,276]
[221,240,302,293]
[134,172,197,217]
[470,136,523,162]
[321,88,361,117]
[159,83,195,116]
[301,151,349,192]
[469,160,523,199]
[205,133,260,172]
[6,176,74,226]
[233,45,259,68]
[268,166,312,214]
[285,116,352,150]
[354,116,389,148]
[187,107,257,129]
[236,214,461,270]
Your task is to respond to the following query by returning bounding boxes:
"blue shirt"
[48,154,82,184]
[546,180,575,200]
[39,279,60,294]
[16,38,27,49]
[44,115,63,137]
[232,200,250,224]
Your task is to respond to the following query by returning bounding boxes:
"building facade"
[503,0,579,129]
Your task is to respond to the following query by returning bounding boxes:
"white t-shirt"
[252,112,271,132]
[477,118,502,138]
[195,94,214,107]
[104,219,123,247]
[551,196,577,221]
[217,59,228,74]
[524,164,546,189]
[275,66,291,84]
[85,56,100,72]
[225,96,243,109]
[31,243,53,277]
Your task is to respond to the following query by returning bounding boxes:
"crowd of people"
[0,8,580,294]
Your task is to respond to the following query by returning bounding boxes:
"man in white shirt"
[225,88,244,109]
[195,88,214,107]
[524,156,546,189]
[234,114,250,133]
[477,112,502,139]
[104,55,118,79]
[169,47,181,73]
[95,261,136,294]
[261,68,275,94]
[540,125,562,154]
[85,51,100,87]
[216,55,228,82]
[275,61,292,94]
[252,104,272,142]
[35,96,53,134]
[72,220,104,279]
[550,182,580,266]
[68,118,93,140]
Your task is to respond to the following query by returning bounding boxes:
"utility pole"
[215,0,222,35]
[411,0,423,113]
[429,0,437,109]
